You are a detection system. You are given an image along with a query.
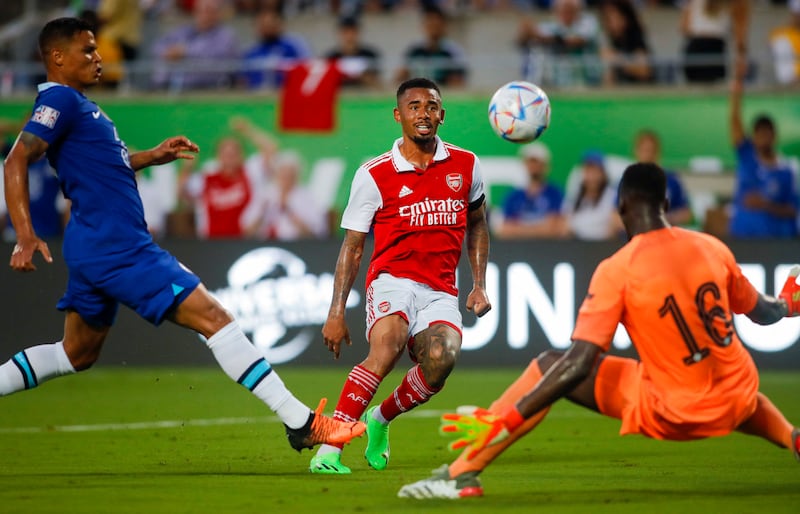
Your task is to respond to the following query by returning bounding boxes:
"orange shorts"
[594,356,758,441]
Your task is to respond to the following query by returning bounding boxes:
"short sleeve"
[722,247,759,315]
[340,166,381,233]
[22,88,80,146]
[571,257,625,351]
[469,155,486,204]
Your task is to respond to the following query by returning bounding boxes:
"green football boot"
[363,406,390,470]
[309,452,351,474]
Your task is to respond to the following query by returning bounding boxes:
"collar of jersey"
[37,82,69,93]
[391,136,449,173]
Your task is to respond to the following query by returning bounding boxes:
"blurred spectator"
[229,115,280,183]
[245,150,329,240]
[395,5,469,88]
[240,7,312,89]
[728,75,798,238]
[770,0,800,85]
[633,129,692,226]
[151,0,240,90]
[680,0,749,83]
[97,0,142,62]
[517,0,601,87]
[559,150,617,240]
[324,16,381,88]
[179,136,261,239]
[598,0,654,85]
[495,142,564,239]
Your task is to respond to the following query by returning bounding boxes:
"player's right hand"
[322,316,351,360]
[9,236,53,272]
[779,265,800,317]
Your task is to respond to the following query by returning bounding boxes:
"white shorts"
[365,273,462,344]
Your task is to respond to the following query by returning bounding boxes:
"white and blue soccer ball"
[488,81,551,143]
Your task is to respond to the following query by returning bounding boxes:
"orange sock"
[448,358,550,477]
[737,392,794,449]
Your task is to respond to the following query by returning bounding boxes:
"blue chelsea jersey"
[22,83,151,261]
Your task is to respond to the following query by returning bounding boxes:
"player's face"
[57,30,102,89]
[394,88,445,145]
[634,136,659,163]
[217,138,244,172]
[525,157,547,182]
[582,162,606,190]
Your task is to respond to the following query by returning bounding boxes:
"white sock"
[206,322,311,429]
[315,444,343,457]
[372,406,389,425]
[0,341,75,396]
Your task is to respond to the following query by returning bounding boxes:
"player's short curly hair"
[38,17,93,58]
[396,78,441,101]
[619,162,667,207]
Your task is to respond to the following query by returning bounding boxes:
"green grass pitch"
[0,367,798,514]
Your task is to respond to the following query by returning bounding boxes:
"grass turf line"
[0,367,798,514]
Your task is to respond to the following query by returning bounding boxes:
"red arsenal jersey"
[341,136,485,295]
[200,169,252,238]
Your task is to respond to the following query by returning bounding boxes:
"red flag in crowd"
[279,59,342,132]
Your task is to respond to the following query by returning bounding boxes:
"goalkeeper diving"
[399,163,800,499]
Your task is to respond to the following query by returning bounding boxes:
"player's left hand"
[9,236,53,272]
[439,408,509,460]
[466,286,491,318]
[150,136,200,165]
[779,265,800,317]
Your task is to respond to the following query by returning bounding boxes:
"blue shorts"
[57,243,201,327]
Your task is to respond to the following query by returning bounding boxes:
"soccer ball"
[488,81,551,143]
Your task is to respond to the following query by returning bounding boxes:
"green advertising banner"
[2,91,798,212]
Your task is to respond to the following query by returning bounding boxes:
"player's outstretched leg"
[736,392,797,461]
[398,358,550,499]
[0,342,76,396]
[205,322,365,451]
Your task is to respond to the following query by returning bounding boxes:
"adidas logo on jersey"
[399,185,413,198]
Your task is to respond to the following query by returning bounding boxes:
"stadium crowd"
[1,0,797,91]
[0,0,798,242]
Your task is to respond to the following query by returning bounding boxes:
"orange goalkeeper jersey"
[572,227,760,434]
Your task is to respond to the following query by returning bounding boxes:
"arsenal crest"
[446,173,463,192]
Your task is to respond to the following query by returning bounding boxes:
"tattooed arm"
[321,229,367,359]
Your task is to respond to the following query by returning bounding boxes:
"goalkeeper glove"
[779,265,800,317]
[439,406,526,460]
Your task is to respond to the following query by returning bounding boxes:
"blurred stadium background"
[0,0,799,367]
[1,4,799,512]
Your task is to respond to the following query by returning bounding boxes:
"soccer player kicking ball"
[399,162,800,499]
[1,17,364,454]
[310,78,491,474]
